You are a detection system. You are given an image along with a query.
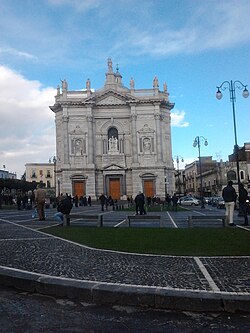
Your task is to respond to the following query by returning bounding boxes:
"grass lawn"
[44,227,250,256]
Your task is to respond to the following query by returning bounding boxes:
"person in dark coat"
[134,192,146,215]
[74,195,79,207]
[87,196,92,206]
[171,193,178,212]
[54,195,73,224]
[99,194,106,211]
[165,194,171,210]
[222,180,237,226]
[239,183,249,226]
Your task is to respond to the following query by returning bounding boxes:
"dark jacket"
[57,196,73,215]
[134,193,145,206]
[222,185,237,203]
[99,194,106,204]
[239,185,248,203]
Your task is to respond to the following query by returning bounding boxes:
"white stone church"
[50,59,175,200]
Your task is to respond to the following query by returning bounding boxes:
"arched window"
[240,170,245,180]
[227,170,236,181]
[108,127,118,140]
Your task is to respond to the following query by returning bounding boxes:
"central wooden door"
[73,181,85,197]
[143,180,154,198]
[109,178,120,200]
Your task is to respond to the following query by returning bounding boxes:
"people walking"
[165,194,171,210]
[134,191,146,215]
[171,193,178,212]
[239,183,249,226]
[74,195,79,207]
[222,180,237,226]
[99,194,106,211]
[35,183,46,221]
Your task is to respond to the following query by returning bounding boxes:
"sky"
[0,0,249,178]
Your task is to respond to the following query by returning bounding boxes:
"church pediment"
[84,89,138,106]
[103,163,124,170]
[97,95,126,106]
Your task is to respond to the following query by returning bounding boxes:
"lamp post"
[193,136,208,208]
[216,80,249,191]
[173,156,184,195]
[49,156,57,195]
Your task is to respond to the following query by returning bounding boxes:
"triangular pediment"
[97,95,126,106]
[103,163,124,170]
[84,89,138,105]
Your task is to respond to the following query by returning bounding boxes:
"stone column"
[154,109,162,162]
[131,108,138,163]
[87,115,94,164]
[62,114,69,164]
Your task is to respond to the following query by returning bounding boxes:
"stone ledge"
[0,266,249,313]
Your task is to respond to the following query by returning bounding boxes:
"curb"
[1,266,249,313]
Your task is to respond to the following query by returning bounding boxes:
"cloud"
[0,66,56,178]
[111,1,250,57]
[171,110,189,128]
[0,47,37,60]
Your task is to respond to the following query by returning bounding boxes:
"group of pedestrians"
[165,193,179,211]
[222,180,249,226]
[99,194,116,211]
[73,195,92,207]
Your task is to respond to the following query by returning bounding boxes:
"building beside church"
[50,59,175,200]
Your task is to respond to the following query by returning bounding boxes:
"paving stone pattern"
[0,208,250,296]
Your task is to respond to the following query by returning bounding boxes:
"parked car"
[215,197,225,209]
[180,197,200,206]
[211,196,219,206]
[177,195,193,204]
[204,197,210,204]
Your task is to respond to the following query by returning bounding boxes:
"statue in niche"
[143,137,151,154]
[75,139,82,156]
[108,136,118,152]
[153,76,159,88]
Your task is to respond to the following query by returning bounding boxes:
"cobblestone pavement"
[0,206,249,312]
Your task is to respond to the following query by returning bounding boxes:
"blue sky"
[0,0,249,178]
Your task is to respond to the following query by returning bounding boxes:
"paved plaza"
[0,205,249,312]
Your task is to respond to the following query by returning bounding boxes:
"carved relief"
[97,96,126,105]
[69,125,84,135]
[71,138,86,155]
[143,137,151,154]
[138,124,154,134]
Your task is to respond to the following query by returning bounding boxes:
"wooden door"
[144,180,154,198]
[73,181,85,197]
[109,178,120,200]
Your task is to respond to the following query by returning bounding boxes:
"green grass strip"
[44,227,250,256]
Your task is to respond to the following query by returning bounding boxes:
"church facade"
[50,59,175,200]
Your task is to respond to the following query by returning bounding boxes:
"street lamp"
[49,156,57,195]
[173,156,184,195]
[193,136,208,208]
[216,80,249,191]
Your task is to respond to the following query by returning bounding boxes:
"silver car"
[180,197,200,206]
